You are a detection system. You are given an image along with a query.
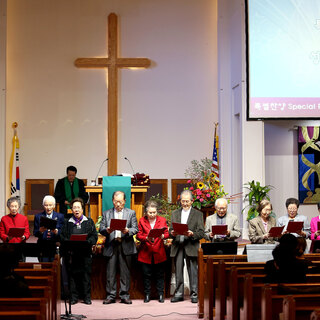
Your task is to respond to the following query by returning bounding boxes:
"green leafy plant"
[148,194,180,225]
[242,180,273,220]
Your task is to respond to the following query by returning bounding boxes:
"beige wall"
[0,0,6,213]
[4,0,218,212]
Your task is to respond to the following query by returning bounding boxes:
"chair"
[24,179,55,221]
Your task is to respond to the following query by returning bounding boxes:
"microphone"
[124,157,135,175]
[124,157,138,185]
[92,158,108,185]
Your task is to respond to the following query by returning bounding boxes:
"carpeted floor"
[60,298,198,320]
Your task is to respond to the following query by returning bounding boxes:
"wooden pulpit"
[85,185,149,223]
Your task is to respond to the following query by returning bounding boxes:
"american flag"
[212,124,219,184]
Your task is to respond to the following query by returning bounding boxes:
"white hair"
[215,198,228,207]
[42,195,56,206]
[180,189,193,200]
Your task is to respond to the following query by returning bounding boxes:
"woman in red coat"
[137,200,169,303]
[0,197,30,244]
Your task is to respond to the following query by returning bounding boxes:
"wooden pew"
[214,262,265,320]
[29,287,53,320]
[310,310,320,320]
[17,256,61,320]
[198,250,320,319]
[236,274,320,320]
[281,295,295,320]
[24,276,58,320]
[18,261,56,269]
[0,311,44,320]
[203,259,265,320]
[262,285,320,320]
[0,298,48,320]
[198,249,247,318]
[228,270,320,320]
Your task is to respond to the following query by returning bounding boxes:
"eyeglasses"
[113,200,125,205]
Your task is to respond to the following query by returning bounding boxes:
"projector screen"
[246,0,320,120]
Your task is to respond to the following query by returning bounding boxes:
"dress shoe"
[70,299,78,305]
[191,297,198,303]
[158,294,164,303]
[144,294,150,303]
[170,296,184,303]
[120,298,132,304]
[103,298,116,304]
[83,299,92,305]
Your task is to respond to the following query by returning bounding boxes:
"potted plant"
[242,180,273,220]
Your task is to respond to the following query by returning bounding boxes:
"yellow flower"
[197,182,205,189]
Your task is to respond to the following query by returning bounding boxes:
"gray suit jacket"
[248,216,276,244]
[169,207,204,258]
[99,207,138,257]
[204,212,241,241]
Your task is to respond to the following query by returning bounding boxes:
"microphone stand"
[124,157,138,185]
[60,244,87,320]
[93,158,108,185]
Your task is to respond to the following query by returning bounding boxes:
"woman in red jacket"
[0,197,30,243]
[137,200,169,303]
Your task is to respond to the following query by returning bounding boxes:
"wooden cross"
[75,13,151,176]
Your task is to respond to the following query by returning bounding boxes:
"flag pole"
[212,122,220,185]
[9,122,20,198]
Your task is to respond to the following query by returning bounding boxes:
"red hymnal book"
[70,234,87,241]
[211,225,228,235]
[172,222,188,235]
[317,221,320,231]
[8,227,25,237]
[286,221,303,234]
[148,227,167,238]
[110,219,127,231]
[268,226,284,238]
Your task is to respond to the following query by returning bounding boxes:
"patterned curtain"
[298,126,320,204]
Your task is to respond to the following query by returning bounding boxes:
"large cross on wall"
[75,13,151,176]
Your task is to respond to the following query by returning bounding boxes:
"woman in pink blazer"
[137,200,169,303]
[310,202,320,252]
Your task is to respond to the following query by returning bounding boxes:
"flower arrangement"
[148,194,180,225]
[184,158,228,210]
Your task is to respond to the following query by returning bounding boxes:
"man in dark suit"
[169,190,205,303]
[99,191,138,305]
[54,165,88,217]
[34,195,64,262]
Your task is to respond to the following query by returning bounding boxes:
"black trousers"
[141,260,165,295]
[69,255,92,301]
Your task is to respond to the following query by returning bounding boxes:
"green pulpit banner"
[102,176,131,212]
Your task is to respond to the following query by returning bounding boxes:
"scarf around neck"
[64,177,79,208]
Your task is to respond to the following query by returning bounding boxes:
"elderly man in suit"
[99,191,138,305]
[169,190,205,303]
[33,195,64,262]
[204,198,241,241]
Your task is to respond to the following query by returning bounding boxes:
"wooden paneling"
[171,179,189,203]
[24,179,54,220]
[145,179,168,200]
